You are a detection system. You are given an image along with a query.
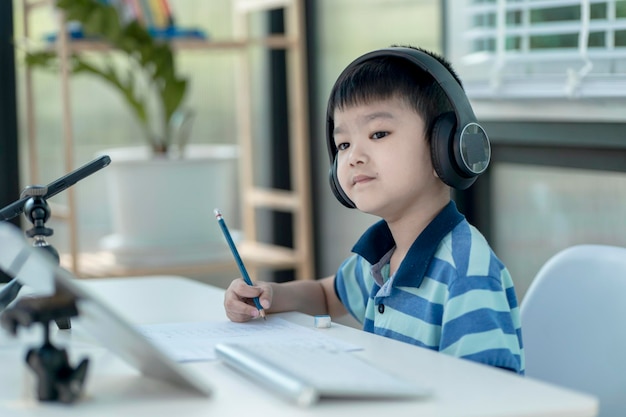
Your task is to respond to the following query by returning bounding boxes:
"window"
[446,0,626,105]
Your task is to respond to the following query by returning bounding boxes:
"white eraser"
[314,315,331,328]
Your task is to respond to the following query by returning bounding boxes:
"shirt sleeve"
[335,254,372,325]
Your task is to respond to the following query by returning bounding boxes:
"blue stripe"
[363,317,374,332]
[450,222,471,276]
[462,349,524,374]
[448,275,503,299]
[488,254,505,279]
[424,257,457,285]
[378,288,444,325]
[369,325,439,350]
[505,285,518,309]
[441,309,518,350]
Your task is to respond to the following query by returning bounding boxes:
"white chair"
[521,244,626,417]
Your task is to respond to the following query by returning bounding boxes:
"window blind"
[450,0,626,99]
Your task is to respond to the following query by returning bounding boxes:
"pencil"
[214,209,266,320]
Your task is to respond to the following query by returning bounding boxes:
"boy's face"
[332,96,444,220]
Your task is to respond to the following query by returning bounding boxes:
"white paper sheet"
[138,317,361,362]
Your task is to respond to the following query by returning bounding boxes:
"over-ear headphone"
[326,47,491,209]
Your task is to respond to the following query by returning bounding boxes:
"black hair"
[327,45,463,143]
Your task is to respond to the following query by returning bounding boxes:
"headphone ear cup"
[430,112,478,190]
[328,157,356,209]
[430,112,457,187]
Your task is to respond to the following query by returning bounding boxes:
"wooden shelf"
[245,188,300,211]
[34,35,295,54]
[238,241,302,269]
[21,0,314,281]
[61,242,300,279]
[60,251,236,278]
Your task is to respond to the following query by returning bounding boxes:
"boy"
[223,46,524,374]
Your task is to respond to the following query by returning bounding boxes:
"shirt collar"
[351,200,464,287]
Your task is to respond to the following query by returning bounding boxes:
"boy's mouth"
[352,174,375,186]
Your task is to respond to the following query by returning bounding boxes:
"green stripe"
[445,288,513,322]
[400,278,448,299]
[441,329,521,357]
[375,306,441,346]
[434,234,455,266]
[467,228,491,276]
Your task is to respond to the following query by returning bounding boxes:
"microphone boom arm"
[0,155,111,222]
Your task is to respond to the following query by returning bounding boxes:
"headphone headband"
[350,47,478,125]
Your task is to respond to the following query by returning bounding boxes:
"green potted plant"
[25,0,189,155]
[24,0,240,268]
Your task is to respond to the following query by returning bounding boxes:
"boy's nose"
[347,142,368,166]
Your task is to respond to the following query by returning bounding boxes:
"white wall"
[312,0,441,277]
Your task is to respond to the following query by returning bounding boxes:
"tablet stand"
[0,185,71,329]
[0,294,89,403]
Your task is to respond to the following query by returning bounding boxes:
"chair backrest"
[521,244,626,417]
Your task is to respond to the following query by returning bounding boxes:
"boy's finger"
[235,282,264,299]
[259,296,271,309]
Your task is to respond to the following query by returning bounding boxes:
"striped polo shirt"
[335,201,525,374]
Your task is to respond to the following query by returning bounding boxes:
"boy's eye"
[372,131,388,140]
[336,142,350,151]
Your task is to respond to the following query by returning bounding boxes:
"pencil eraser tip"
[314,315,331,328]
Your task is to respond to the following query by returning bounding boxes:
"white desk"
[0,276,598,417]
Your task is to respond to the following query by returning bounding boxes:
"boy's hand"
[223,279,272,322]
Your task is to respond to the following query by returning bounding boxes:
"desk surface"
[0,276,598,417]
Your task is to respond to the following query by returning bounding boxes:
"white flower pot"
[98,144,239,267]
